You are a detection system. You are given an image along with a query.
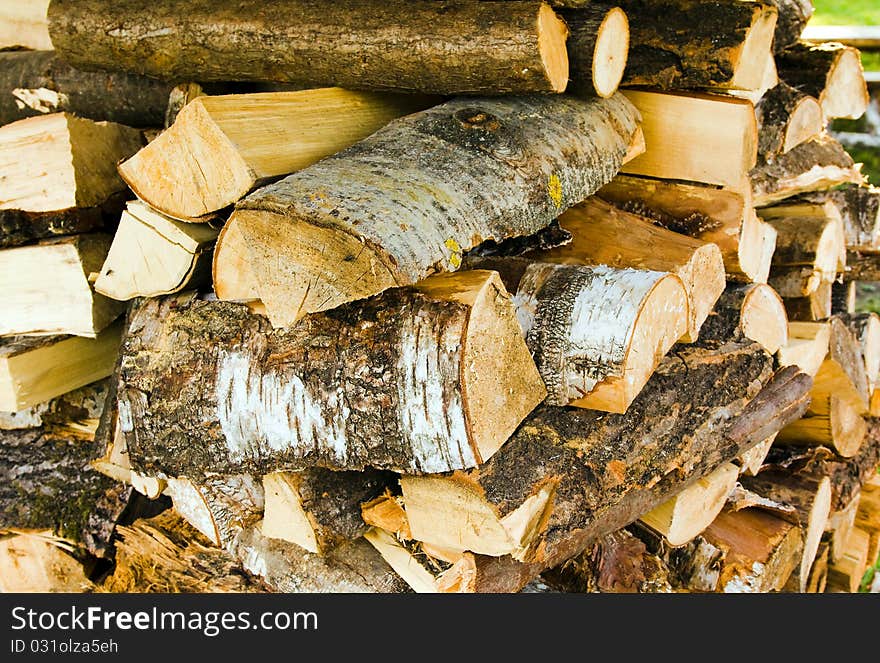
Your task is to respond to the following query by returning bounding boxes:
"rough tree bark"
[118,275,545,478]
[799,184,880,249]
[755,82,823,163]
[0,50,174,127]
[767,0,813,53]
[557,5,629,97]
[48,0,570,95]
[222,94,640,326]
[696,283,788,354]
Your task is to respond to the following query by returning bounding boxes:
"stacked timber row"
[0,0,876,594]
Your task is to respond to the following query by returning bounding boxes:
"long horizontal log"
[417,359,812,592]
[222,93,640,327]
[118,273,545,477]
[48,0,570,95]
[0,50,174,127]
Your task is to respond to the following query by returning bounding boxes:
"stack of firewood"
[1,0,878,594]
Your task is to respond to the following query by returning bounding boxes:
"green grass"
[811,0,880,26]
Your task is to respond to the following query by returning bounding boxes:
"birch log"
[464,257,687,412]
[767,0,813,53]
[840,312,880,394]
[799,184,880,250]
[755,82,823,163]
[219,94,640,327]
[764,214,844,292]
[525,197,725,342]
[48,0,570,95]
[696,283,788,353]
[118,272,546,478]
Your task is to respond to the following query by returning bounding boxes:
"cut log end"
[260,472,319,554]
[732,8,781,91]
[783,96,824,154]
[591,7,629,98]
[740,284,789,354]
[801,476,832,591]
[822,47,869,120]
[212,215,259,302]
[538,3,571,94]
[679,242,727,343]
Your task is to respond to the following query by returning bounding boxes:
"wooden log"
[525,198,725,343]
[831,281,856,315]
[640,506,804,592]
[839,313,880,394]
[798,184,880,250]
[697,283,788,353]
[726,51,779,105]
[0,531,94,593]
[400,342,805,570]
[764,214,844,291]
[620,90,757,188]
[94,201,219,301]
[827,491,860,564]
[0,0,51,50]
[0,378,107,431]
[48,0,570,95]
[0,50,174,128]
[750,134,863,207]
[0,113,143,214]
[844,250,880,283]
[783,282,832,322]
[597,175,776,283]
[856,477,880,567]
[740,469,832,591]
[827,528,870,592]
[738,434,777,475]
[260,468,394,555]
[757,199,846,269]
[557,5,629,97]
[801,540,830,593]
[102,511,264,593]
[0,234,125,337]
[609,0,778,91]
[118,90,436,221]
[0,324,121,412]
[463,257,688,412]
[755,82,823,163]
[767,0,813,53]
[222,94,640,326]
[118,272,546,477]
[541,528,674,593]
[638,462,740,546]
[777,321,831,378]
[777,41,870,120]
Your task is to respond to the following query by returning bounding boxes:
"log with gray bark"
[798,184,880,250]
[755,82,823,163]
[217,93,640,327]
[48,0,571,95]
[696,283,788,354]
[117,273,546,478]
[399,342,812,591]
[0,50,174,128]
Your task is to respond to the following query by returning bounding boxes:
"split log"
[620,90,757,188]
[222,94,640,326]
[0,532,94,593]
[0,324,121,412]
[764,214,844,292]
[0,378,107,431]
[738,434,777,475]
[94,201,219,301]
[0,113,143,215]
[768,0,813,53]
[757,199,846,268]
[777,41,870,120]
[696,283,788,353]
[0,50,174,128]
[400,342,807,573]
[212,215,260,306]
[750,134,863,207]
[755,82,823,163]
[640,506,803,592]
[726,51,779,104]
[0,0,51,50]
[610,0,778,90]
[798,184,880,250]
[101,511,263,593]
[118,272,546,477]
[638,463,740,546]
[463,257,687,412]
[827,491,860,564]
[801,540,830,593]
[740,469,832,591]
[541,529,674,593]
[118,89,435,221]
[827,528,870,592]
[839,313,880,394]
[48,0,570,95]
[598,175,776,283]
[260,468,394,555]
[777,321,831,378]
[0,234,124,337]
[856,477,880,567]
[525,198,725,343]
[557,5,629,97]
[831,281,856,315]
[783,282,832,322]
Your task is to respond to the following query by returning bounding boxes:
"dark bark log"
[411,346,813,592]
[768,0,813,53]
[0,190,125,249]
[783,286,831,322]
[558,6,628,97]
[0,50,173,127]
[226,93,640,326]
[0,424,129,557]
[608,0,776,90]
[799,184,880,249]
[48,0,570,95]
[844,250,880,282]
[696,283,787,354]
[755,82,821,163]
[831,281,856,315]
[751,134,862,206]
[119,280,543,477]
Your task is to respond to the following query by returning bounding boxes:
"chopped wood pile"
[1,0,878,594]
